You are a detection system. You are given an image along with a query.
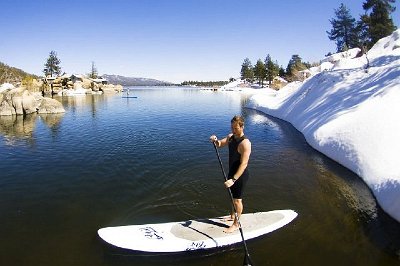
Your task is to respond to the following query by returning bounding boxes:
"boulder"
[22,90,39,114]
[12,95,24,115]
[81,78,92,89]
[0,87,65,116]
[7,88,38,115]
[37,98,65,114]
[0,100,15,116]
[100,84,123,94]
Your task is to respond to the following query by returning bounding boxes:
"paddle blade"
[243,253,253,266]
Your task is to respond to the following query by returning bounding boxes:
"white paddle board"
[98,210,297,252]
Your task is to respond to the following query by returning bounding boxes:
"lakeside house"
[90,77,108,85]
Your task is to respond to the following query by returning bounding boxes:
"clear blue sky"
[1,0,399,83]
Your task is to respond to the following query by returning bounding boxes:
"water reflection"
[39,113,64,139]
[311,154,378,218]
[39,113,64,130]
[0,113,64,146]
[53,94,109,118]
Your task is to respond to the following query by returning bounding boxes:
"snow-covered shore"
[243,30,400,223]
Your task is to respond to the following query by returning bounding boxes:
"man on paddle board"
[210,115,251,233]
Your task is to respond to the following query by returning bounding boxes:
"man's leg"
[224,198,242,233]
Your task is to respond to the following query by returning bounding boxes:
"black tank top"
[228,135,249,178]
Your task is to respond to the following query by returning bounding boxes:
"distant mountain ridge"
[102,74,174,86]
[0,61,174,87]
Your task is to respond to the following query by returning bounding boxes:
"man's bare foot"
[223,223,239,233]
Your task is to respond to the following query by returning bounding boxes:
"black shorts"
[229,171,249,199]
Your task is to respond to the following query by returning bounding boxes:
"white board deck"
[98,210,297,252]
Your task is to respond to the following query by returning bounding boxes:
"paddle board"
[98,210,297,252]
[122,96,138,98]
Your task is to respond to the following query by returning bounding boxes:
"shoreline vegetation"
[180,80,230,87]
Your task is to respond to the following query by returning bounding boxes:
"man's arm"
[210,134,232,148]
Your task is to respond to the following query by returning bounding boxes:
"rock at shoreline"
[37,98,65,114]
[0,87,65,116]
[101,84,123,93]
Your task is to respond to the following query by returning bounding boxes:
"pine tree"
[240,58,254,83]
[254,59,266,87]
[357,14,370,49]
[362,0,397,47]
[264,55,279,85]
[43,51,61,77]
[285,55,307,82]
[327,3,360,52]
[89,61,98,79]
[278,67,286,77]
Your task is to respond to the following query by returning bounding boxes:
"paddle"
[212,141,254,266]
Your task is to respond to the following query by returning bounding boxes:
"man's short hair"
[231,115,244,127]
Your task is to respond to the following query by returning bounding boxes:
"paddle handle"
[212,141,229,181]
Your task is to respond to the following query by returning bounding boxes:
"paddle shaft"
[212,142,253,266]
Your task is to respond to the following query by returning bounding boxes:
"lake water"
[0,87,399,266]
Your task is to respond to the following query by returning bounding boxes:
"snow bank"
[221,79,244,89]
[0,83,15,93]
[247,29,400,223]
[322,47,361,63]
